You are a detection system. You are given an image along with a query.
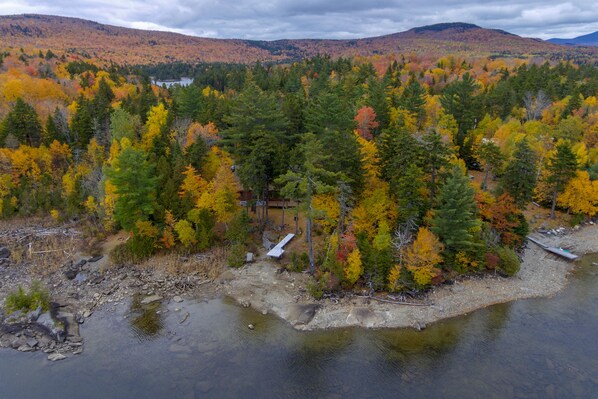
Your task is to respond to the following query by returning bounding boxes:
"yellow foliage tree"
[179,165,207,202]
[558,171,598,217]
[196,150,239,225]
[354,132,380,185]
[344,248,362,285]
[404,227,443,288]
[102,179,118,230]
[142,103,168,151]
[175,219,196,248]
[312,194,340,234]
[351,182,397,240]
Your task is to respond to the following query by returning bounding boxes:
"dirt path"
[224,224,598,331]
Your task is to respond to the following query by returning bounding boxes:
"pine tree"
[431,167,481,263]
[400,77,427,126]
[440,73,480,163]
[43,114,59,146]
[478,139,504,191]
[105,144,158,231]
[1,98,42,147]
[420,130,451,207]
[501,139,538,208]
[546,141,578,218]
[305,86,354,135]
[70,96,94,150]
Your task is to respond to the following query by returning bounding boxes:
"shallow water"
[1,254,597,399]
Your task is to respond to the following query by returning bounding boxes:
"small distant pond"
[0,253,597,398]
[152,77,193,88]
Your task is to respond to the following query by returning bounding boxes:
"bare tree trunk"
[264,187,269,224]
[281,199,285,230]
[430,169,436,208]
[550,189,558,219]
[295,205,299,235]
[482,168,490,191]
[307,215,314,275]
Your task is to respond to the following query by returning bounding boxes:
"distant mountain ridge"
[0,14,592,64]
[548,31,598,46]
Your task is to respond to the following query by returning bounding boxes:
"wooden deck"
[527,236,579,260]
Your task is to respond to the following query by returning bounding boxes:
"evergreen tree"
[431,167,481,265]
[175,85,202,120]
[378,124,420,183]
[105,144,158,231]
[70,96,94,150]
[478,139,504,191]
[305,87,354,135]
[394,163,427,223]
[546,141,578,218]
[222,76,289,219]
[440,73,480,163]
[501,139,538,208]
[1,98,42,147]
[222,77,288,161]
[400,77,427,126]
[365,76,389,133]
[90,78,115,146]
[420,130,451,207]
[43,114,58,146]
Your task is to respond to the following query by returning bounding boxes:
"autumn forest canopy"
[0,44,597,295]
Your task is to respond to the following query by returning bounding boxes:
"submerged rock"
[346,307,383,327]
[47,353,67,362]
[140,295,163,305]
[287,304,319,326]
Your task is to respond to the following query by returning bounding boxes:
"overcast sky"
[1,0,598,40]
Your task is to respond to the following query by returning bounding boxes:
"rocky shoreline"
[0,222,596,360]
[0,224,222,361]
[224,224,598,331]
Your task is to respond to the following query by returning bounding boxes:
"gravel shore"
[225,224,598,331]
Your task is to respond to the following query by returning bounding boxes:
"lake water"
[153,77,194,88]
[1,253,597,399]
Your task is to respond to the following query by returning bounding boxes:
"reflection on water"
[128,296,164,340]
[0,254,597,399]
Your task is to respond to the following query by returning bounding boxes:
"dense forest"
[0,47,596,296]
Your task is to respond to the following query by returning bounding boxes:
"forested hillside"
[2,15,597,65]
[0,45,596,295]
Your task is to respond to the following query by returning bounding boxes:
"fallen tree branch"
[352,294,433,306]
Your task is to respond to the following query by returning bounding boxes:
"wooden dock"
[527,236,579,260]
[267,233,295,259]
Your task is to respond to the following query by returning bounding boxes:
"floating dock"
[527,236,579,260]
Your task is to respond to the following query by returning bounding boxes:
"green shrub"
[306,277,324,300]
[110,235,156,265]
[496,246,520,276]
[570,213,584,227]
[227,242,246,268]
[289,252,309,272]
[4,281,50,314]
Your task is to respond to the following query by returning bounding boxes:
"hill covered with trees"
[1,14,597,65]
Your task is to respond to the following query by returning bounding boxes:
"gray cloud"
[2,0,598,40]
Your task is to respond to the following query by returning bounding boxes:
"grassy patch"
[4,281,50,314]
